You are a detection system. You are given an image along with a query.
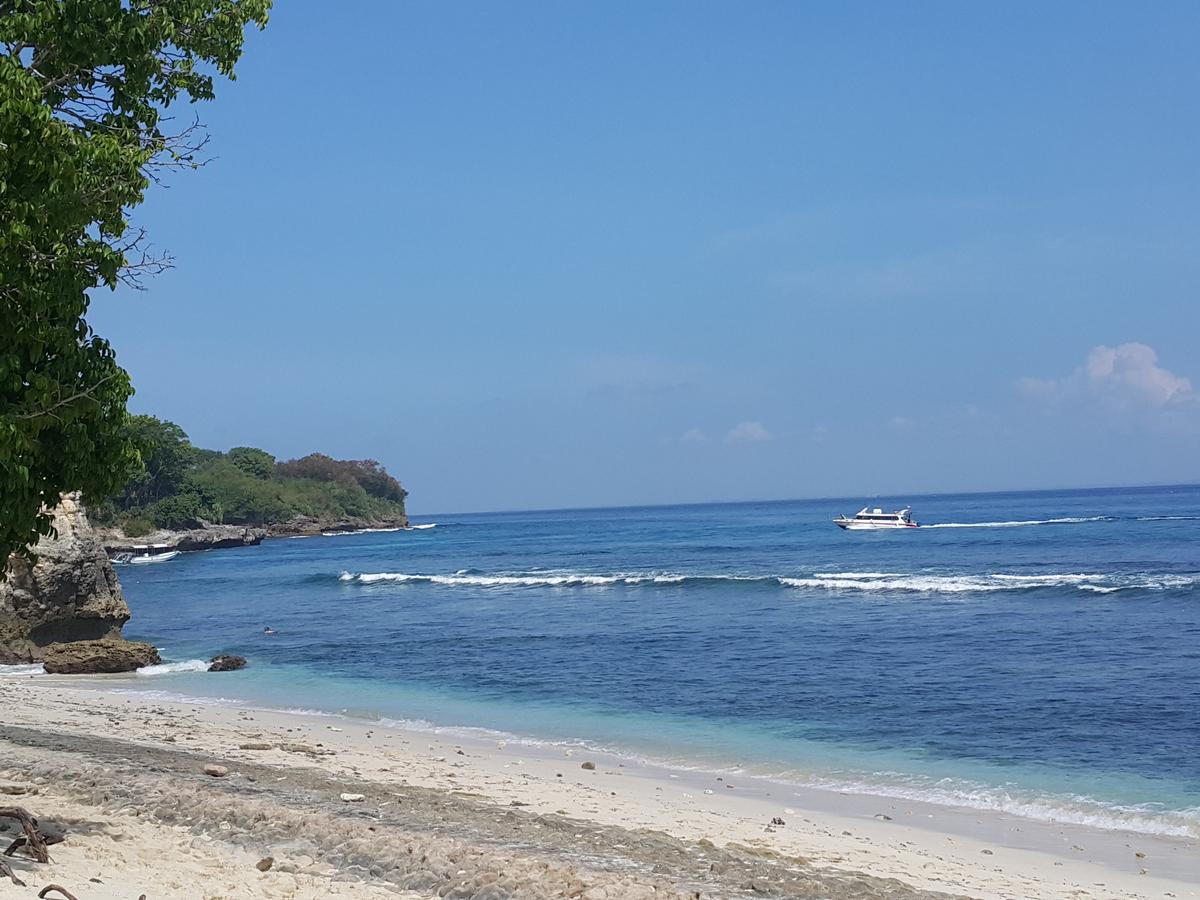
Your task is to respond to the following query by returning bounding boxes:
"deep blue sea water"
[94,486,1200,836]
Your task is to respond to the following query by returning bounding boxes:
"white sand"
[1,676,1197,899]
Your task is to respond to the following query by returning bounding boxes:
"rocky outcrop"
[41,638,160,674]
[208,654,247,672]
[264,514,409,538]
[100,524,266,554]
[0,494,133,663]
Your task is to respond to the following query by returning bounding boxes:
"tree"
[118,415,196,506]
[227,446,275,479]
[0,0,270,569]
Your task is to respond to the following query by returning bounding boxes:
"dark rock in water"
[1,494,132,663]
[42,638,160,674]
[208,654,247,672]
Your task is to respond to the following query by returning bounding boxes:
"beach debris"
[0,858,25,886]
[581,761,596,770]
[278,742,333,756]
[256,856,275,871]
[37,887,79,900]
[3,824,65,860]
[980,849,993,855]
[0,806,50,863]
[340,793,365,802]
[770,817,785,826]
[873,813,893,821]
[208,654,247,672]
[239,741,274,751]
[1135,851,1146,858]
[203,764,229,778]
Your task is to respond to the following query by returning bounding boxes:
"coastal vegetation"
[91,415,408,535]
[0,0,270,569]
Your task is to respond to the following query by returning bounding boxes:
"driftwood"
[38,887,79,900]
[0,857,26,886]
[6,828,65,857]
[0,806,49,863]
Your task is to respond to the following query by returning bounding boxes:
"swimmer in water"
[263,626,275,635]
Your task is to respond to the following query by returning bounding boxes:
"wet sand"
[1,678,1196,899]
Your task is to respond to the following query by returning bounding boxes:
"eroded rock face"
[41,638,160,674]
[0,494,133,663]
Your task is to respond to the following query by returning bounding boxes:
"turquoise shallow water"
[90,485,1200,836]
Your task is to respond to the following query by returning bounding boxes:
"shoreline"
[99,517,429,557]
[2,676,1196,898]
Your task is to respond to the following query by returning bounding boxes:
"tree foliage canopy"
[93,416,409,534]
[0,0,270,569]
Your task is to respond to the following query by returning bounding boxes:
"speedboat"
[119,549,180,565]
[833,507,918,530]
[128,550,180,564]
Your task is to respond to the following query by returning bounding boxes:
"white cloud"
[1021,343,1195,411]
[681,428,708,443]
[725,421,772,443]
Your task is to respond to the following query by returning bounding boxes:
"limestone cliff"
[0,494,131,663]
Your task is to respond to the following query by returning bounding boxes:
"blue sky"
[90,2,1200,513]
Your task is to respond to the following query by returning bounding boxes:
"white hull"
[126,550,180,565]
[835,521,918,530]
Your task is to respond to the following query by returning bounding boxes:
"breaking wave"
[136,659,211,676]
[799,773,1200,838]
[335,569,1200,595]
[0,663,46,677]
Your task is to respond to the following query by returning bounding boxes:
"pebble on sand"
[203,764,229,778]
[256,857,274,871]
[340,792,365,802]
[581,761,596,770]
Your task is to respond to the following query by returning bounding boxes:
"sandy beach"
[0,677,1195,899]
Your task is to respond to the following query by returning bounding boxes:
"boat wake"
[334,569,1200,596]
[924,516,1113,528]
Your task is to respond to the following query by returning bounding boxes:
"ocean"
[87,485,1200,838]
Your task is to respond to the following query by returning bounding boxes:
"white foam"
[338,569,1200,595]
[342,569,710,587]
[925,516,1111,528]
[801,774,1200,838]
[322,525,434,537]
[0,663,46,677]
[781,572,1200,594]
[136,659,211,676]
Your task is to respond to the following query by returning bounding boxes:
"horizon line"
[409,479,1200,520]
